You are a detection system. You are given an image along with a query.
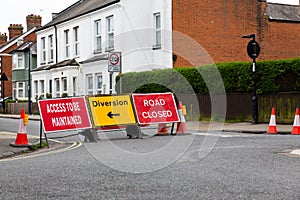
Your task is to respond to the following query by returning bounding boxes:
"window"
[14,82,25,98]
[55,78,60,97]
[40,80,44,93]
[41,37,46,63]
[62,77,67,93]
[153,13,161,49]
[18,82,24,98]
[12,82,16,99]
[49,80,52,94]
[86,74,93,95]
[64,30,70,58]
[72,77,77,96]
[34,81,38,94]
[17,39,23,46]
[106,16,114,50]
[95,20,102,53]
[12,53,24,69]
[48,35,54,62]
[17,53,24,68]
[73,27,79,56]
[96,73,103,94]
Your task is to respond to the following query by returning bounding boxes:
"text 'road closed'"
[132,93,180,125]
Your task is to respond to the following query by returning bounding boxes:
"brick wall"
[172,0,300,67]
[0,55,12,97]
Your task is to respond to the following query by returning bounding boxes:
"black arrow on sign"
[107,112,120,119]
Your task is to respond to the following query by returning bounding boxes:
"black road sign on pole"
[242,34,260,124]
[247,40,260,59]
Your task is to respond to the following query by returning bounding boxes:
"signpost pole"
[119,54,122,94]
[242,34,260,124]
[252,58,258,124]
[108,52,121,94]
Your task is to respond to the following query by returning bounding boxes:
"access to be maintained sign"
[38,97,92,133]
[132,93,180,125]
[88,95,136,127]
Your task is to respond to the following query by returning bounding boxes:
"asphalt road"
[1,118,300,199]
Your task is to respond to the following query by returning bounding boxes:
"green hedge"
[116,58,300,94]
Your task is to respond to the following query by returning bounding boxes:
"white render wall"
[33,0,172,100]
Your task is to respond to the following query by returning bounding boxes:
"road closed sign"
[38,97,92,133]
[88,95,136,127]
[132,93,180,125]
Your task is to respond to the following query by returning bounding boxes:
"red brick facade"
[172,0,300,67]
[0,55,12,97]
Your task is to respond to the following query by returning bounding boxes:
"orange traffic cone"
[10,108,32,147]
[292,108,300,135]
[156,123,169,136]
[267,107,277,134]
[176,101,188,134]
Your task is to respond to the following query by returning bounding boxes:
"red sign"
[132,93,180,125]
[38,97,92,133]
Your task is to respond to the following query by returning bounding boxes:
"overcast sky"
[0,0,78,34]
[0,0,298,35]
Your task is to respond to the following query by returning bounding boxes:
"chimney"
[8,24,23,40]
[0,33,7,46]
[26,14,42,31]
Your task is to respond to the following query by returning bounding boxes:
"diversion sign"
[38,97,92,133]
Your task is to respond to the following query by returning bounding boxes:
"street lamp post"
[242,34,260,124]
[28,43,32,115]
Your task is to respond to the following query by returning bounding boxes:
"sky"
[0,0,78,34]
[0,0,298,35]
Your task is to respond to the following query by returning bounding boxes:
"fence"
[177,93,300,123]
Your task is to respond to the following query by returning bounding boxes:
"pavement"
[0,113,296,159]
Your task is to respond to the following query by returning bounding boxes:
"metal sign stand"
[39,119,49,148]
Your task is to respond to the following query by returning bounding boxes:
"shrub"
[116,58,300,94]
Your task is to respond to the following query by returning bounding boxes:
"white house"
[31,0,172,100]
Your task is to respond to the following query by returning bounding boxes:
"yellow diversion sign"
[88,95,136,127]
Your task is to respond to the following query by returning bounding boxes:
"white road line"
[290,149,300,156]
[0,142,82,162]
[193,132,243,138]
[0,132,83,162]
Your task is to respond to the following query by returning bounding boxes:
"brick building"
[0,14,41,99]
[172,0,300,67]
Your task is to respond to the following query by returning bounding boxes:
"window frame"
[106,16,114,51]
[95,20,102,53]
[62,77,68,93]
[48,35,54,63]
[86,74,94,95]
[153,12,162,49]
[13,82,25,99]
[41,37,46,63]
[72,76,77,96]
[64,30,70,58]
[55,78,60,97]
[95,73,103,94]
[73,26,80,56]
